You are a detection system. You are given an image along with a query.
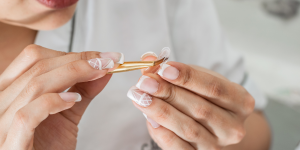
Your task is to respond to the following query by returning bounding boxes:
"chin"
[2,4,76,31]
[26,5,76,30]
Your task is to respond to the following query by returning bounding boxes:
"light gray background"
[213,0,300,149]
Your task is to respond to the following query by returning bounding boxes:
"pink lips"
[37,0,79,9]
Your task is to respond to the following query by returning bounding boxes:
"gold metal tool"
[107,57,166,74]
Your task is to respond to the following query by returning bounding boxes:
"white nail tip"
[136,76,150,89]
[143,113,160,128]
[143,113,148,119]
[118,53,125,64]
[127,86,152,107]
[158,64,170,76]
[75,93,82,102]
[140,51,158,60]
[158,47,171,61]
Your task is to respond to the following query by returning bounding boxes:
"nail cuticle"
[140,51,158,60]
[136,75,159,94]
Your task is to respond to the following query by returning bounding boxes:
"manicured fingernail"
[158,47,171,62]
[136,75,159,94]
[59,92,82,102]
[140,51,158,60]
[143,113,160,128]
[100,52,124,64]
[88,58,114,70]
[127,86,152,107]
[158,64,179,80]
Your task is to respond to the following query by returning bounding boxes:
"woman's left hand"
[127,58,255,149]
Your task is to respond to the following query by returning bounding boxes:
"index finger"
[0,44,66,91]
[157,62,254,114]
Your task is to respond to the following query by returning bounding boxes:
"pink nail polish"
[143,113,160,128]
[100,52,124,64]
[158,64,179,80]
[127,86,152,107]
[88,58,114,70]
[136,76,159,94]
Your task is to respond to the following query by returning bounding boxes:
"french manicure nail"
[127,86,152,107]
[140,51,158,60]
[100,52,124,64]
[158,47,171,63]
[59,92,82,102]
[143,113,160,128]
[88,58,114,70]
[158,64,179,80]
[136,76,159,94]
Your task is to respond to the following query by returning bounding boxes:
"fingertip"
[140,52,158,61]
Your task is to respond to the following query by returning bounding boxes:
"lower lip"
[37,0,78,9]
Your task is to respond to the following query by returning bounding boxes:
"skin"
[0,0,271,149]
[137,57,271,150]
[0,46,116,150]
[0,0,76,30]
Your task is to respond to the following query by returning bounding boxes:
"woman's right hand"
[0,44,123,150]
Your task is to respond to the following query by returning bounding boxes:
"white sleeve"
[165,0,267,110]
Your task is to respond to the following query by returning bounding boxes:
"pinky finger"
[3,92,81,150]
[147,122,195,150]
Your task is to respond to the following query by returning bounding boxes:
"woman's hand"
[128,56,255,150]
[0,44,123,150]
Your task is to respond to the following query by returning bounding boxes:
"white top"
[35,0,267,149]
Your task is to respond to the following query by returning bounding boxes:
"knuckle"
[243,92,255,115]
[23,44,42,61]
[14,110,29,128]
[79,52,88,60]
[193,105,212,120]
[28,60,48,76]
[228,125,246,145]
[25,78,42,95]
[180,67,194,87]
[156,104,171,122]
[165,85,177,103]
[158,132,176,147]
[182,122,200,141]
[207,78,223,98]
[77,51,99,60]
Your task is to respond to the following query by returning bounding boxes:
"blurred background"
[213,0,300,149]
